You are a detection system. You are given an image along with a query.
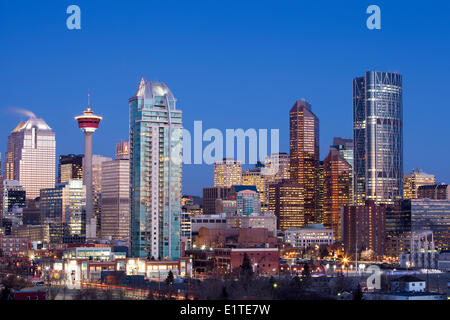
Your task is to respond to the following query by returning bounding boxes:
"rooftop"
[392,275,424,283]
[134,77,175,101]
[12,117,52,133]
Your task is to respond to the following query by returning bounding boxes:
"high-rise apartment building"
[342,201,386,259]
[4,117,56,200]
[130,78,183,260]
[214,158,242,188]
[323,148,352,240]
[289,99,320,224]
[58,154,83,183]
[403,169,436,200]
[353,71,403,205]
[100,142,130,244]
[268,180,304,231]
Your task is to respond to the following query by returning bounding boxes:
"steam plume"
[8,107,37,119]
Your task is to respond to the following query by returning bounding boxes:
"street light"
[341,257,349,276]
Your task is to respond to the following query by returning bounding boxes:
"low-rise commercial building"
[11,224,49,243]
[0,235,29,256]
[214,247,279,276]
[284,224,334,248]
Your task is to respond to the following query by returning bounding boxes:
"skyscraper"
[100,142,130,244]
[4,116,56,200]
[353,71,403,205]
[264,153,290,182]
[263,152,290,206]
[289,99,320,223]
[58,154,83,184]
[323,148,352,240]
[2,180,26,215]
[214,158,242,188]
[130,78,183,260]
[40,179,86,243]
[0,153,3,216]
[410,199,450,251]
[92,154,112,238]
[330,137,354,204]
[403,169,436,200]
[115,141,129,160]
[317,160,324,224]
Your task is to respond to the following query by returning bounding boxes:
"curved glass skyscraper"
[129,78,183,260]
[353,71,403,205]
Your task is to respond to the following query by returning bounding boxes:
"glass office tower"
[59,154,83,184]
[100,143,130,244]
[40,180,86,243]
[353,71,403,205]
[129,77,183,260]
[323,149,352,240]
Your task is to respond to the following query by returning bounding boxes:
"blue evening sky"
[0,0,449,196]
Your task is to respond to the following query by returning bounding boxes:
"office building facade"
[342,201,386,258]
[403,169,436,200]
[2,180,26,215]
[330,137,354,204]
[214,158,242,188]
[236,186,261,216]
[417,184,449,200]
[58,154,83,184]
[263,152,290,205]
[202,186,235,215]
[323,148,352,240]
[40,179,86,243]
[242,168,266,204]
[100,143,130,244]
[410,199,450,250]
[268,180,304,231]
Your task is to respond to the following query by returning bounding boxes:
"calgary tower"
[75,95,102,239]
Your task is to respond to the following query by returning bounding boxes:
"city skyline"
[0,1,449,304]
[1,1,449,196]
